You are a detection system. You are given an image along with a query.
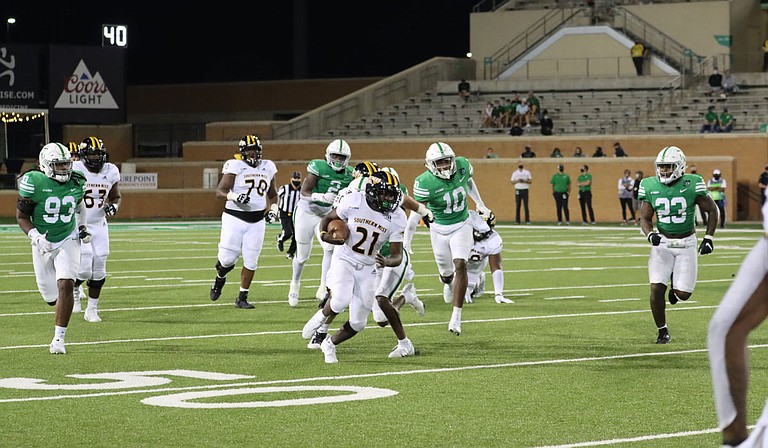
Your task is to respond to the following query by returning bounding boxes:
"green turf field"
[0,222,764,447]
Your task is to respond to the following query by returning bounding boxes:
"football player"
[209,135,278,309]
[465,210,512,304]
[16,142,91,354]
[708,189,768,448]
[72,137,122,322]
[638,145,718,344]
[405,142,491,335]
[288,139,354,307]
[301,171,410,363]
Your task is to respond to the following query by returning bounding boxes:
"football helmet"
[39,142,73,182]
[353,161,378,179]
[425,142,456,180]
[473,211,496,242]
[366,171,403,214]
[325,139,351,172]
[79,136,108,172]
[68,142,80,160]
[655,146,686,184]
[379,166,400,182]
[238,134,262,168]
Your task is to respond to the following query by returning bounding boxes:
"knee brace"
[74,279,84,288]
[87,278,106,290]
[440,273,454,285]
[215,260,235,277]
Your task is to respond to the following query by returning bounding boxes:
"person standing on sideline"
[618,169,636,225]
[276,171,302,259]
[577,164,595,225]
[209,135,279,309]
[763,38,768,72]
[708,169,727,228]
[17,142,90,354]
[708,189,768,448]
[405,142,492,336]
[689,165,708,225]
[632,170,644,214]
[550,164,571,225]
[72,137,122,322]
[511,164,532,224]
[638,146,718,344]
[631,41,646,76]
[759,164,768,205]
[288,139,354,307]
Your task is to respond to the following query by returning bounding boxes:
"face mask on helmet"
[325,139,351,172]
[472,212,496,241]
[366,171,403,214]
[79,136,108,172]
[39,142,73,183]
[655,146,686,184]
[353,161,378,179]
[425,142,456,180]
[238,135,263,168]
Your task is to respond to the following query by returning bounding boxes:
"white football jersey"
[333,176,370,208]
[467,210,502,275]
[222,158,278,212]
[72,160,121,226]
[333,191,406,267]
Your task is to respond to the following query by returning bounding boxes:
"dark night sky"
[2,1,479,85]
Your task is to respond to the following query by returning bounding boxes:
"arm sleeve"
[404,210,422,248]
[466,178,486,209]
[75,200,87,229]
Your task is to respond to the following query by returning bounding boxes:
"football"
[327,219,350,241]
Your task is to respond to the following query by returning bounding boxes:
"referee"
[277,171,302,259]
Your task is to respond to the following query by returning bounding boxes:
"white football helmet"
[39,142,73,182]
[655,146,686,184]
[325,139,351,172]
[425,142,456,180]
[380,166,400,183]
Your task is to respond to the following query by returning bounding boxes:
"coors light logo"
[54,60,118,109]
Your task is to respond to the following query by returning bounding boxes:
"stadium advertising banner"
[0,44,45,109]
[48,45,125,124]
[120,173,158,190]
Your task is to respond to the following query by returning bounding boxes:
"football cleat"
[448,316,462,336]
[288,281,300,307]
[210,276,226,302]
[656,328,671,344]
[49,338,66,354]
[388,339,415,358]
[320,336,338,363]
[84,307,102,323]
[302,309,326,339]
[307,331,327,350]
[402,283,425,316]
[235,292,255,309]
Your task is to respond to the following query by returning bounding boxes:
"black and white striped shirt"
[277,183,301,215]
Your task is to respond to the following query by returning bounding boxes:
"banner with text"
[120,173,158,190]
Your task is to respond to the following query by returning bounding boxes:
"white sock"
[240,287,248,293]
[492,269,504,296]
[87,298,99,309]
[398,337,410,347]
[54,325,67,340]
[452,306,462,319]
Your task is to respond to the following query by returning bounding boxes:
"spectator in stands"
[700,105,720,133]
[481,101,498,128]
[573,146,585,157]
[485,147,499,159]
[592,146,606,157]
[500,98,515,127]
[540,109,554,136]
[458,79,471,103]
[759,164,768,205]
[491,100,504,128]
[719,107,734,133]
[613,142,628,157]
[521,146,536,158]
[526,91,541,122]
[513,99,532,129]
[707,69,723,97]
[550,147,563,158]
[722,69,739,95]
[631,41,647,76]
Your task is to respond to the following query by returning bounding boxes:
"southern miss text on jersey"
[73,160,121,225]
[222,158,278,212]
[307,159,354,206]
[638,174,708,234]
[18,170,86,243]
[412,157,474,225]
[334,191,406,268]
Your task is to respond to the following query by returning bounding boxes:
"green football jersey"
[18,170,86,242]
[306,159,353,206]
[413,157,474,225]
[637,174,707,234]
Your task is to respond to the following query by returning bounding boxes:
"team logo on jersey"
[459,167,467,176]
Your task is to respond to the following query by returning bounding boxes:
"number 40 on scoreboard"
[102,24,128,48]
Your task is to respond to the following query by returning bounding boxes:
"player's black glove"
[227,192,250,204]
[78,225,92,244]
[104,203,118,216]
[647,232,661,246]
[699,235,714,255]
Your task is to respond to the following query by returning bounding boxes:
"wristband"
[703,235,713,241]
[226,191,238,202]
[28,228,41,240]
[416,203,429,216]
